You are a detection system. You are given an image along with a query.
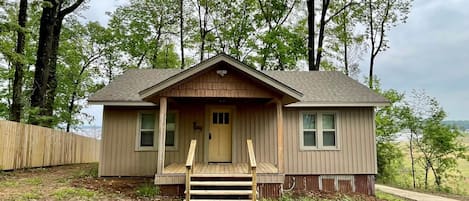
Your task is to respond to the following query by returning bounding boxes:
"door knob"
[209,132,212,140]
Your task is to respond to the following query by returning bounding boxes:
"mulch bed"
[72,177,182,200]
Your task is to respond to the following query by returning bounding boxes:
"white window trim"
[135,110,178,152]
[299,111,340,151]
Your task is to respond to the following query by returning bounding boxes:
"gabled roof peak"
[138,54,303,101]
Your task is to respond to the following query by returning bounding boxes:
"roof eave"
[87,101,156,106]
[285,102,391,107]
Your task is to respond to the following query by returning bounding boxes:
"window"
[136,111,178,151]
[322,114,336,146]
[212,112,229,124]
[165,112,176,147]
[302,113,316,146]
[300,111,338,150]
[139,113,156,147]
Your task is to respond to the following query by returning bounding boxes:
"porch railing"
[185,139,197,201]
[247,139,257,201]
[185,139,256,201]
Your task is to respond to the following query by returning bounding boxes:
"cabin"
[88,54,389,200]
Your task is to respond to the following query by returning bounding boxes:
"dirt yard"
[0,163,401,201]
[0,163,178,201]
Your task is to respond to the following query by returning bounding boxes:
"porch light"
[216,69,227,77]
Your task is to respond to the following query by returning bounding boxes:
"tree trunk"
[164,45,169,68]
[424,159,430,189]
[367,0,391,89]
[66,52,102,132]
[429,163,441,187]
[307,0,316,71]
[367,0,374,89]
[369,53,375,88]
[10,0,28,122]
[43,15,64,128]
[66,91,76,132]
[66,66,86,132]
[409,131,416,189]
[30,1,60,125]
[314,0,329,71]
[180,0,185,69]
[198,0,210,62]
[342,12,349,76]
[30,0,84,126]
[151,27,162,69]
[200,33,205,62]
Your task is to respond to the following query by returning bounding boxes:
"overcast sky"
[372,0,469,120]
[81,0,469,126]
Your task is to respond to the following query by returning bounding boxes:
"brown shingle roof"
[88,69,388,106]
[263,71,389,106]
[88,69,181,103]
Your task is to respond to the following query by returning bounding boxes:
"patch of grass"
[390,142,469,196]
[135,183,160,198]
[25,177,42,185]
[73,163,98,179]
[0,180,19,187]
[376,190,407,201]
[263,193,358,201]
[18,191,41,200]
[57,177,70,184]
[53,187,97,200]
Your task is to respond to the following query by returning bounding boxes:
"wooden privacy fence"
[0,120,100,170]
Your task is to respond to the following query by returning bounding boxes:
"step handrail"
[186,139,197,201]
[247,139,257,201]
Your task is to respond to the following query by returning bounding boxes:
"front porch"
[164,162,279,175]
[156,140,284,200]
[153,96,287,186]
[155,162,284,185]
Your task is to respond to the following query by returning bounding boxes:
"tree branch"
[257,0,272,29]
[277,0,297,28]
[59,0,85,18]
[373,0,392,57]
[324,1,357,24]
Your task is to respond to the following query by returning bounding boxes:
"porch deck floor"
[163,162,278,174]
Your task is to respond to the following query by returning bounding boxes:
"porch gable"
[138,54,302,104]
[155,66,281,99]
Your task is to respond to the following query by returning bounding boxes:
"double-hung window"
[136,111,178,151]
[300,111,338,150]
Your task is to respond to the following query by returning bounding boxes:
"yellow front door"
[208,108,232,162]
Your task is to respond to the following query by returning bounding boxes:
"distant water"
[72,126,102,139]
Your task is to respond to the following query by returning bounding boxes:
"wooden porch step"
[189,190,252,195]
[190,181,252,186]
[191,173,251,178]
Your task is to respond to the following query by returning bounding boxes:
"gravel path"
[376,184,461,201]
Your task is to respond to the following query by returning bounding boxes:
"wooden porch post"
[157,97,167,174]
[275,99,284,173]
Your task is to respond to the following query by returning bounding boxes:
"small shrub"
[136,183,159,198]
[264,193,370,201]
[265,193,316,201]
[53,187,96,200]
[0,180,19,187]
[376,190,406,201]
[19,192,41,200]
[57,177,70,184]
[25,177,42,185]
[74,165,98,178]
